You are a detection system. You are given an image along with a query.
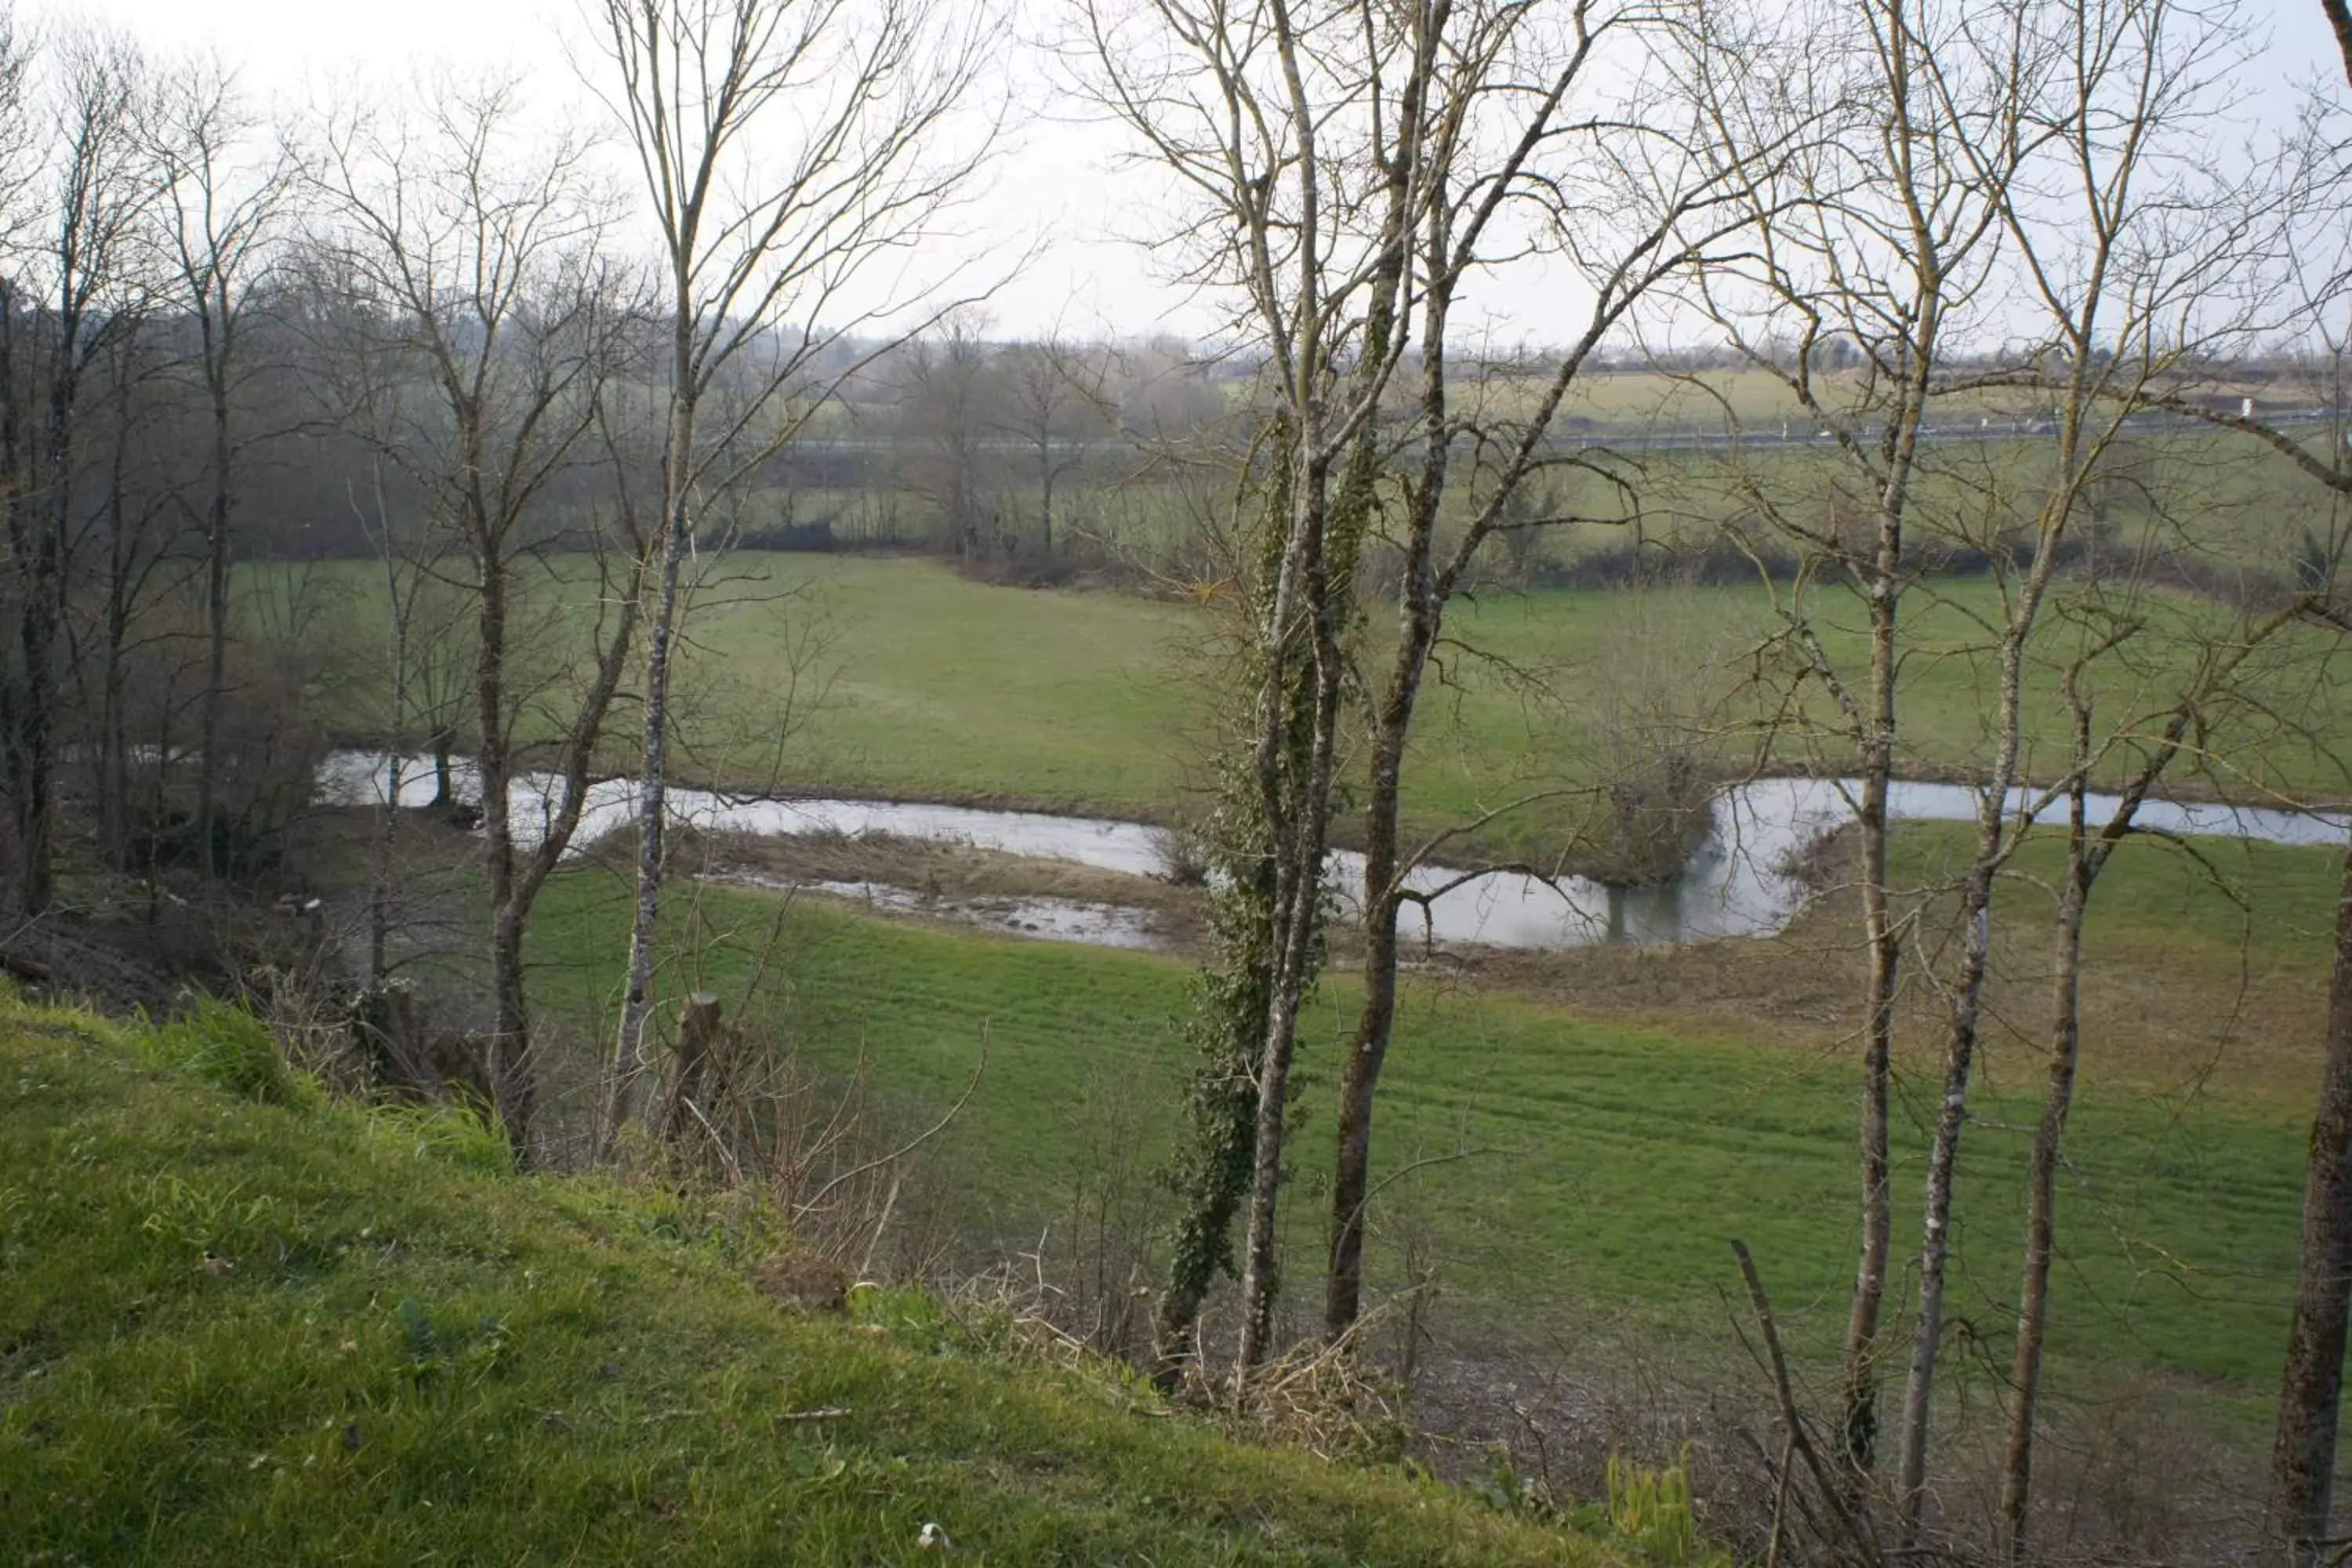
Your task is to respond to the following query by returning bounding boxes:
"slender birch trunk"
[1839,561,1903,1486]
[1998,753,2089,1563]
[1894,445,2077,1547]
[1838,53,1947,1463]
[1998,691,2216,1555]
[609,388,695,1145]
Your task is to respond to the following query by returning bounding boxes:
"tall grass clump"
[1605,1449,1712,1566]
[152,994,306,1107]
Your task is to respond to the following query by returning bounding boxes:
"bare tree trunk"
[98,382,134,871]
[1893,866,1992,1545]
[1893,627,2039,1546]
[369,527,408,988]
[1327,821,1401,1334]
[1840,601,1900,1486]
[2274,830,2352,1565]
[196,376,231,880]
[1233,464,1344,1380]
[1895,498,2071,1548]
[1320,105,1424,1340]
[1324,430,1428,1335]
[1039,459,1053,559]
[17,349,75,916]
[2274,8,2352,1555]
[474,535,533,1162]
[370,757,397,982]
[2000,763,2089,1563]
[101,546,129,871]
[611,392,694,1143]
[12,292,83,918]
[488,903,533,1161]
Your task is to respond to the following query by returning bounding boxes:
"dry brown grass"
[670,825,1210,946]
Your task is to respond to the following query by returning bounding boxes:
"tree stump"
[660,993,724,1147]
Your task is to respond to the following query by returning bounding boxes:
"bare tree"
[1681,0,2291,1545]
[1319,0,1772,1345]
[69,292,185,871]
[314,74,641,1159]
[0,5,40,908]
[332,329,474,985]
[1879,2,2270,1541]
[1916,10,2352,1556]
[992,332,1110,558]
[1080,0,1476,1383]
[896,311,1003,561]
[1915,3,2282,1552]
[584,0,1000,1149]
[147,53,299,881]
[1667,0,2030,1502]
[0,24,153,915]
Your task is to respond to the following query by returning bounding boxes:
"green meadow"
[228,528,2350,1492]
[517,814,2342,1439]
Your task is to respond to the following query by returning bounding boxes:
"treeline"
[0,24,1247,919]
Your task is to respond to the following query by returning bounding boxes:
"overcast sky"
[44,0,2352,343]
[47,0,1206,338]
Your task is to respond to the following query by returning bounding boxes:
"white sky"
[47,0,1217,338]
[42,0,2351,343]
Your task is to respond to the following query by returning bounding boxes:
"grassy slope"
[0,995,1617,1566]
[526,825,2333,1429]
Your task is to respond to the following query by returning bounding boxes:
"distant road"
[782,407,2338,462]
[1563,407,2336,455]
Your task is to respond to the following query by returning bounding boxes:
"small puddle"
[707,869,1170,950]
[321,754,2347,953]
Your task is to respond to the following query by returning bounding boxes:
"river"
[318,753,2347,952]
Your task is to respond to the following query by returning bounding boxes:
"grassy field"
[0,993,1646,1565]
[515,816,2339,1442]
[263,554,2352,863]
[198,382,2352,1558]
